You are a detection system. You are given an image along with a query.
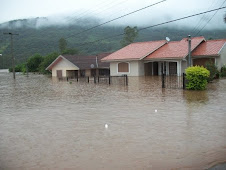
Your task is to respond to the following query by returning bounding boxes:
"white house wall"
[52,58,79,77]
[181,60,187,74]
[110,61,144,76]
[217,43,226,69]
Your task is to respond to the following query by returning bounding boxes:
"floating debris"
[105,124,108,129]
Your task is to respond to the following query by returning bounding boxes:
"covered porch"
[144,60,186,76]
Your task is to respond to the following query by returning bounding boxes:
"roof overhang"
[101,58,140,62]
[46,55,79,70]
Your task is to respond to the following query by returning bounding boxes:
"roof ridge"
[206,39,226,42]
[131,40,166,44]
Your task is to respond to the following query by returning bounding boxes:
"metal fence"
[162,73,186,89]
[65,75,128,86]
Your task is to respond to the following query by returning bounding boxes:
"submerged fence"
[162,73,186,89]
[64,75,128,86]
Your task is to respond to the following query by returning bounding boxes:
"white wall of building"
[52,58,79,77]
[217,43,226,69]
[110,61,144,76]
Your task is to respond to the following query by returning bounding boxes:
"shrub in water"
[185,66,210,90]
[205,60,219,81]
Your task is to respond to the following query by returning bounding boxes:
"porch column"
[177,61,182,76]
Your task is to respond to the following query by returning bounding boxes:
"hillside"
[0,17,226,69]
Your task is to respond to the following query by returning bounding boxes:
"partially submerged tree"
[120,26,138,47]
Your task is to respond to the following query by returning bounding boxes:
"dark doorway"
[169,62,177,75]
[144,62,152,76]
[153,62,158,75]
[57,70,62,78]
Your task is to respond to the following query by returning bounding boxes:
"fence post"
[77,76,78,82]
[183,73,186,89]
[94,76,96,84]
[98,76,99,83]
[162,73,165,88]
[109,76,111,85]
[88,76,89,83]
[125,75,128,86]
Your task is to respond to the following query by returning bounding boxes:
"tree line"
[9,26,137,74]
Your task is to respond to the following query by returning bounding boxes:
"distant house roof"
[101,40,167,61]
[46,53,111,70]
[192,39,226,56]
[145,36,205,59]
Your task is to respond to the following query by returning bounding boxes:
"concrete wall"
[217,43,226,69]
[110,61,144,76]
[52,58,79,77]
[181,60,187,74]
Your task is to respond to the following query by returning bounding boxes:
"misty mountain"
[0,17,226,69]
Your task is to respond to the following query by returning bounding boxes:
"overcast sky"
[1,0,226,29]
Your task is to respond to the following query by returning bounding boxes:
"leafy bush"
[38,52,59,74]
[9,63,26,73]
[185,66,210,90]
[27,54,43,72]
[205,60,219,81]
[220,65,226,77]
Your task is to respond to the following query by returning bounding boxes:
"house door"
[153,62,158,75]
[169,62,177,75]
[57,70,62,78]
[144,62,152,76]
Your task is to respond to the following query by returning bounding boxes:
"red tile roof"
[192,39,226,56]
[145,36,205,59]
[101,40,167,61]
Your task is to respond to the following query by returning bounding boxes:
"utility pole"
[3,32,19,79]
[187,35,192,67]
[0,54,2,69]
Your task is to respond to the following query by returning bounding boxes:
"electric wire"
[194,0,226,36]
[75,6,226,47]
[65,0,166,39]
[191,0,217,35]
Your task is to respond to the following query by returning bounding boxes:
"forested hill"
[0,17,226,68]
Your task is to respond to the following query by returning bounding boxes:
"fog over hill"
[0,16,225,69]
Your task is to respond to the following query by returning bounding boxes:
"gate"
[162,73,186,89]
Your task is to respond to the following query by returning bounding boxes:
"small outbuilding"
[46,53,111,79]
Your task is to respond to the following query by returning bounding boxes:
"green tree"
[27,54,43,72]
[120,26,138,47]
[59,38,67,53]
[39,52,59,74]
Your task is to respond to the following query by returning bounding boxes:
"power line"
[3,32,19,79]
[75,6,226,47]
[65,0,166,39]
[194,0,226,36]
[191,0,217,35]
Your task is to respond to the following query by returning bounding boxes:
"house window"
[118,62,129,73]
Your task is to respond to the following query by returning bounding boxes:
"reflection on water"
[0,73,226,170]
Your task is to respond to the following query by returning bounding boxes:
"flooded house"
[102,37,226,76]
[46,53,111,78]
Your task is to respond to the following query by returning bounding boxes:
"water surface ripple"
[0,73,225,169]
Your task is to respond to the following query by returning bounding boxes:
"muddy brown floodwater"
[0,73,226,170]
